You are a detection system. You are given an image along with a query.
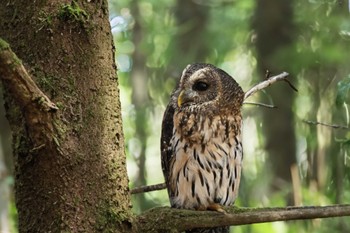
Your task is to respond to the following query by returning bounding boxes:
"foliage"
[336,75,350,107]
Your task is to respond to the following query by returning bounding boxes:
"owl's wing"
[160,101,175,186]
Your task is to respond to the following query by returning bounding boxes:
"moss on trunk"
[0,1,134,232]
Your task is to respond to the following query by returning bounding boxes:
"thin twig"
[244,72,296,100]
[284,78,298,92]
[303,120,349,130]
[243,102,277,109]
[131,182,167,194]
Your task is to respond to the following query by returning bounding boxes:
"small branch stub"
[0,38,58,112]
[0,38,59,149]
[131,183,167,194]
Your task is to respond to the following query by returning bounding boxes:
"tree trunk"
[253,0,296,203]
[170,0,210,69]
[129,0,151,212]
[0,1,133,232]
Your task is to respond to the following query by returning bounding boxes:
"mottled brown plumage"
[161,63,244,233]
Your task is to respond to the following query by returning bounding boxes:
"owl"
[161,63,244,233]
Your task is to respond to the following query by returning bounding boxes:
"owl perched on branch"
[161,63,244,233]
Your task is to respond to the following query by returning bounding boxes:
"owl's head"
[174,63,244,112]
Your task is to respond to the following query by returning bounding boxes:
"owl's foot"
[196,203,227,213]
[207,203,227,214]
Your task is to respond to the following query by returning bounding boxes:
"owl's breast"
[168,113,243,210]
[173,110,242,145]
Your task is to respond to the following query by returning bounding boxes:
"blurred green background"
[1,0,350,232]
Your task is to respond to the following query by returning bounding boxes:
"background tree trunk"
[0,1,133,232]
[129,0,151,212]
[253,0,296,203]
[172,0,210,68]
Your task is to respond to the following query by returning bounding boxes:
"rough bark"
[0,1,133,232]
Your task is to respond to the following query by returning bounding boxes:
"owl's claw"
[207,203,227,214]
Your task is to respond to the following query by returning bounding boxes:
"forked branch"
[244,71,295,100]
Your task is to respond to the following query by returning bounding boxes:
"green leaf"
[336,75,350,107]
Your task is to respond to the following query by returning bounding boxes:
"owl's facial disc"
[177,73,216,107]
[176,66,221,108]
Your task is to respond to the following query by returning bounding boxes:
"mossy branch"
[0,38,58,112]
[137,204,350,232]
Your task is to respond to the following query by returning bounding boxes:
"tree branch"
[0,38,59,150]
[243,101,277,109]
[303,120,349,130]
[131,183,166,194]
[244,72,295,100]
[0,38,58,112]
[137,204,350,232]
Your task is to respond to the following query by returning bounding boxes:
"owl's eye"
[192,81,209,91]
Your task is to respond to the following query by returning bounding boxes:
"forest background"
[1,0,350,232]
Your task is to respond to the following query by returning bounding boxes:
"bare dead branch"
[131,183,167,194]
[244,72,296,100]
[0,38,58,112]
[303,120,349,130]
[138,204,350,232]
[243,102,277,109]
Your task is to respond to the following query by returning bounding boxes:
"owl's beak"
[177,89,194,107]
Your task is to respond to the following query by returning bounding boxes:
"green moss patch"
[58,1,88,23]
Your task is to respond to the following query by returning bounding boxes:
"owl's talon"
[207,203,227,214]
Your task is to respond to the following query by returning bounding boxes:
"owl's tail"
[186,226,230,233]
